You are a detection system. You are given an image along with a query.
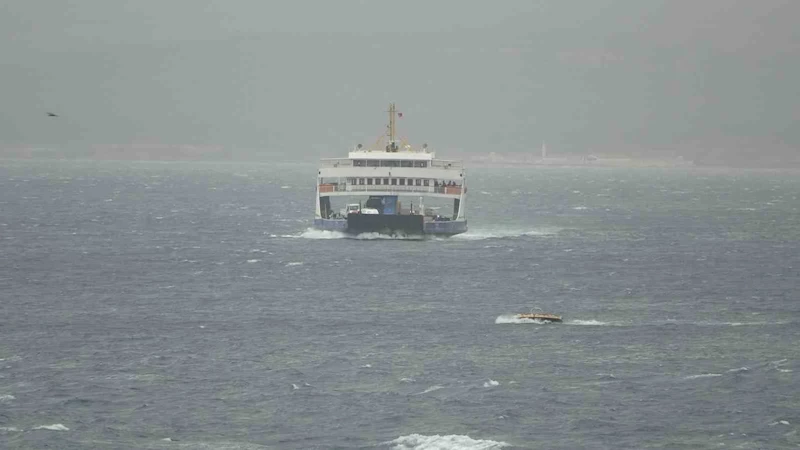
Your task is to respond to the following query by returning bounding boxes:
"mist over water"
[1,160,799,449]
[2,1,800,165]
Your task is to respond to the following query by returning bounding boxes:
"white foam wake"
[348,232,425,240]
[384,434,511,449]
[568,319,610,326]
[495,314,553,324]
[284,227,561,241]
[292,228,349,239]
[289,228,425,240]
[452,228,559,241]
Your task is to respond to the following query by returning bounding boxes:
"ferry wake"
[313,103,467,237]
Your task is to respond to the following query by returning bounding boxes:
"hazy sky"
[2,0,798,159]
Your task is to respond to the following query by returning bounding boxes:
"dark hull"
[346,213,424,236]
[313,217,467,236]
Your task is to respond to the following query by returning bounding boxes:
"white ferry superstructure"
[313,103,467,237]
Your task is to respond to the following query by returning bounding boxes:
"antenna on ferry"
[387,103,395,143]
[386,103,399,152]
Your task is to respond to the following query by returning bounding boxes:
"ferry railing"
[319,158,352,168]
[318,184,463,195]
[430,160,463,169]
[318,158,463,170]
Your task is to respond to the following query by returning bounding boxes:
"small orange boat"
[515,312,562,323]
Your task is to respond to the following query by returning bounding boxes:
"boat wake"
[495,315,613,326]
[283,227,559,241]
[382,433,511,449]
[496,316,790,327]
[284,229,348,239]
[495,314,560,324]
[452,227,560,241]
[288,228,426,240]
[568,319,611,326]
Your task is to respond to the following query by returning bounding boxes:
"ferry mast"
[386,103,398,152]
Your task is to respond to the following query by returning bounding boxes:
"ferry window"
[391,178,397,185]
[401,160,413,167]
[367,160,380,167]
[353,160,366,167]
[415,179,422,186]
[367,178,373,185]
[414,161,428,168]
[358,178,365,185]
[381,160,400,167]
[383,178,389,185]
[375,178,381,185]
[423,179,429,186]
[399,178,406,186]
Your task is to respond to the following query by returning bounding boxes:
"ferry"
[313,104,467,237]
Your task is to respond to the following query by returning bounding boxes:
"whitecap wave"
[285,261,304,266]
[32,424,69,431]
[0,394,15,402]
[414,385,444,395]
[384,434,510,449]
[0,427,22,433]
[693,321,776,327]
[684,373,723,380]
[483,379,500,387]
[769,420,791,426]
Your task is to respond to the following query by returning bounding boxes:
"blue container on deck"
[382,196,398,215]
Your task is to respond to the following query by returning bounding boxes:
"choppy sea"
[1,159,799,449]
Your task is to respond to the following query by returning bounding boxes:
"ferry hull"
[313,217,467,237]
[347,213,424,235]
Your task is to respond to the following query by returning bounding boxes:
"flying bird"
[46,112,58,117]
